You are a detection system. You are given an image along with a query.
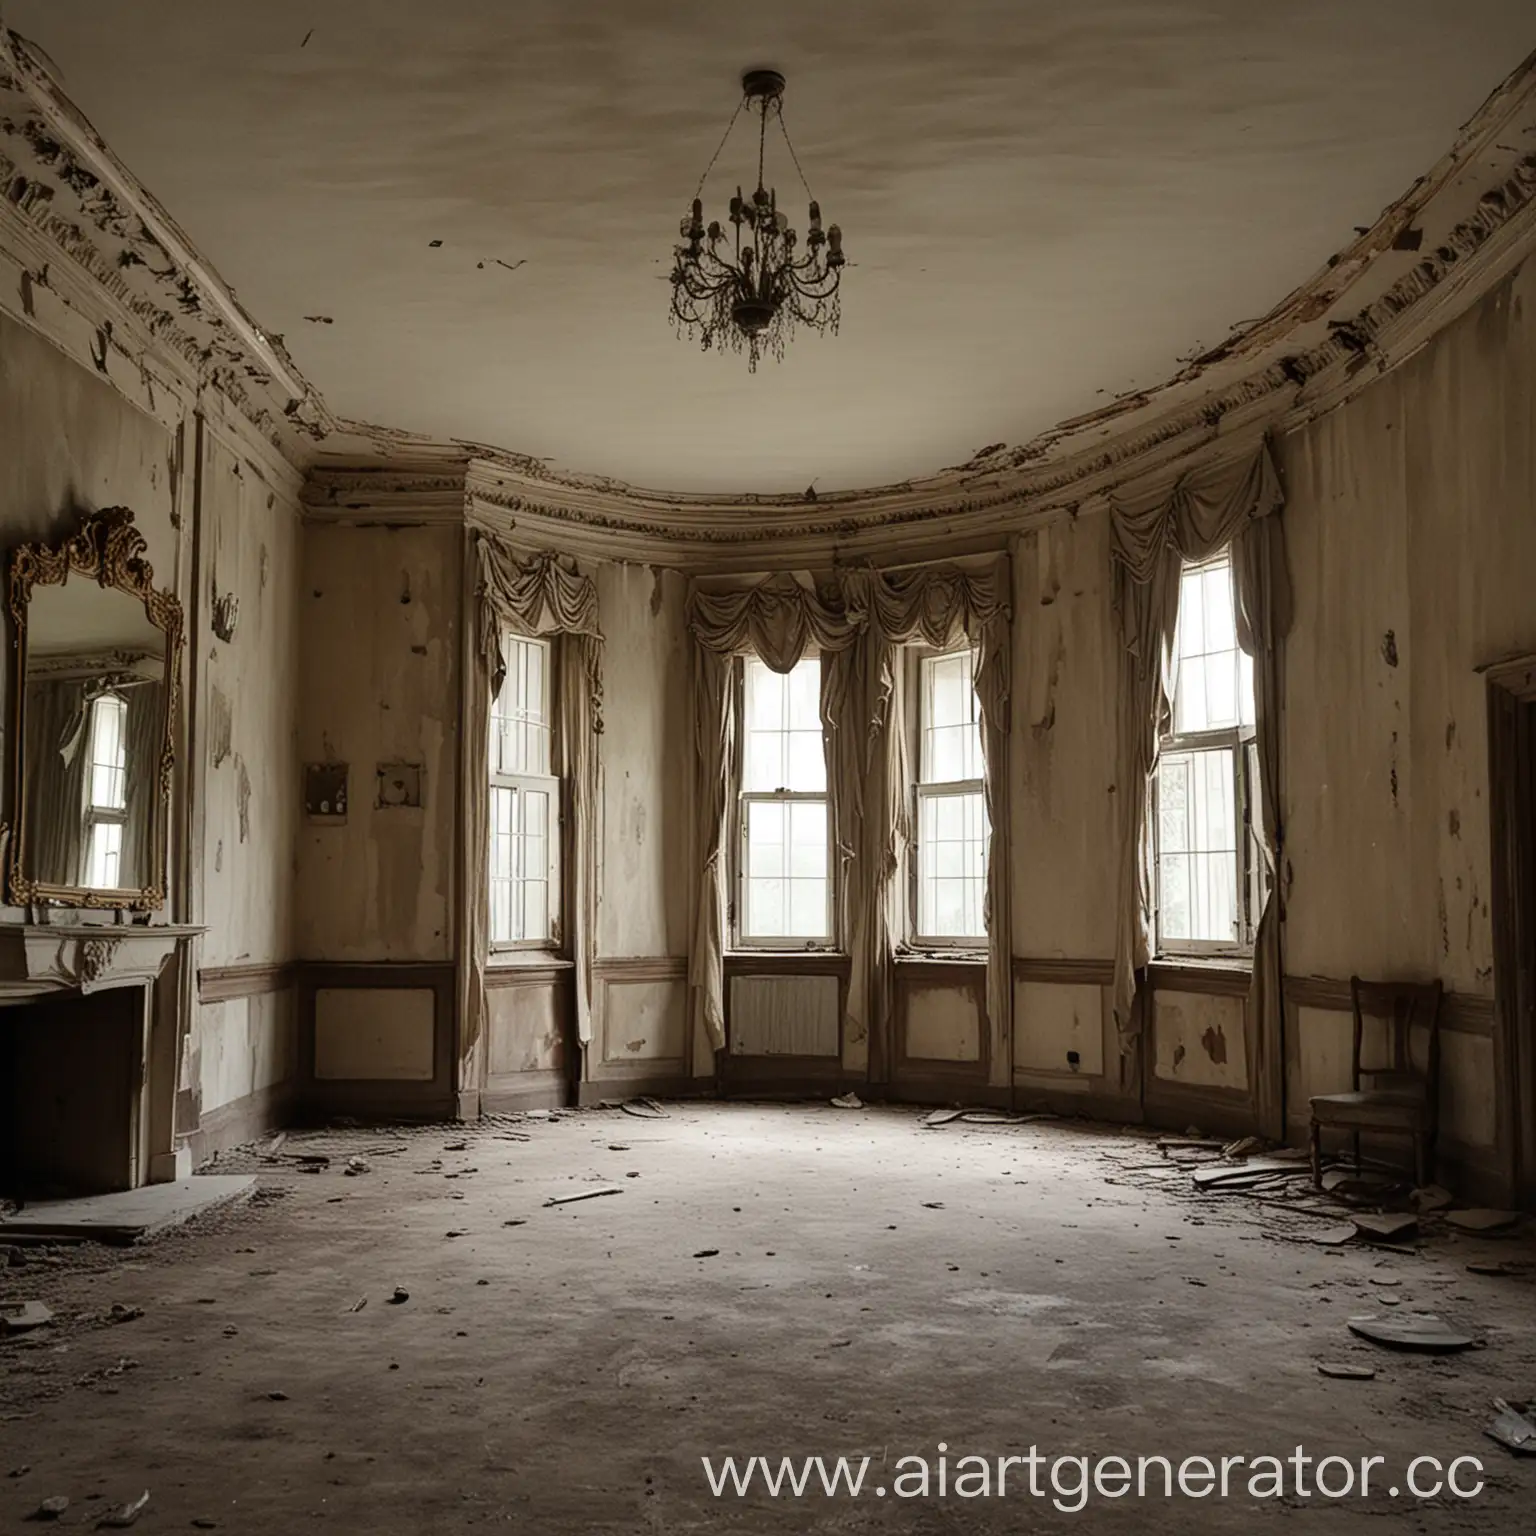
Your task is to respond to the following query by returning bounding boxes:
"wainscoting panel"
[298,963,455,1118]
[580,959,692,1102]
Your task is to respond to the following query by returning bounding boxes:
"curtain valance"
[688,573,862,671]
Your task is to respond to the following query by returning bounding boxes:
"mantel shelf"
[0,923,205,1002]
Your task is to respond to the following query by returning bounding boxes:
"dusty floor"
[2,1103,1534,1533]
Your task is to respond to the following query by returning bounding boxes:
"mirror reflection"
[21,580,167,892]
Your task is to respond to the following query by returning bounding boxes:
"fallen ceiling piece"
[1411,1184,1454,1212]
[830,1093,864,1109]
[1310,1225,1359,1246]
[0,1300,53,1335]
[922,1109,966,1127]
[620,1097,668,1120]
[1352,1213,1419,1243]
[1466,1260,1530,1277]
[1347,1314,1478,1353]
[1192,1160,1310,1190]
[0,1176,256,1245]
[1445,1209,1523,1234]
[544,1187,624,1207]
[1486,1399,1536,1456]
[1317,1362,1377,1380]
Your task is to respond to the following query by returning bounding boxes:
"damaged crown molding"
[0,26,335,466]
[3,27,1536,546]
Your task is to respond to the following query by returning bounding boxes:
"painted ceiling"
[4,0,1533,494]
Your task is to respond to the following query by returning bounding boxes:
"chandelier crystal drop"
[669,69,846,372]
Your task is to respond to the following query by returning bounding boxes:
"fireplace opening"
[1,986,141,1200]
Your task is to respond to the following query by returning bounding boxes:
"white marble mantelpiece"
[0,923,205,1003]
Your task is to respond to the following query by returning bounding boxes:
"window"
[489,636,560,947]
[913,648,989,943]
[737,655,830,945]
[1152,553,1262,953]
[83,691,128,888]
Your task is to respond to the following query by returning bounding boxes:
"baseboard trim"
[576,1074,714,1107]
[482,1069,567,1114]
[186,1081,296,1168]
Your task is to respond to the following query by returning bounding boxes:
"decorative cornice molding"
[0,29,333,467]
[2,26,1533,545]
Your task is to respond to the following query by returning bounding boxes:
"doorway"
[1486,656,1536,1208]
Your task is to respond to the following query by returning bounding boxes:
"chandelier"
[670,69,846,371]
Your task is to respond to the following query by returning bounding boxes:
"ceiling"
[6,1,1533,494]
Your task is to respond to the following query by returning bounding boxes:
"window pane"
[1172,557,1250,734]
[492,637,552,775]
[1156,747,1237,944]
[743,659,826,791]
[489,786,517,942]
[921,651,982,783]
[917,787,988,939]
[742,796,827,940]
[88,694,129,811]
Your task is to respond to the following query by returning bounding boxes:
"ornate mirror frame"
[7,506,184,910]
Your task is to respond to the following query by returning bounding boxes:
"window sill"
[896,949,987,967]
[488,951,572,972]
[1148,955,1253,998]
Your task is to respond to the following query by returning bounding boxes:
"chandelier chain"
[773,99,815,202]
[694,96,746,200]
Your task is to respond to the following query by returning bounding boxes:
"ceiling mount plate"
[742,69,786,102]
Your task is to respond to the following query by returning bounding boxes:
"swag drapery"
[686,561,1012,1082]
[687,575,864,1060]
[1108,440,1290,1136]
[463,537,603,1088]
[860,562,1013,1083]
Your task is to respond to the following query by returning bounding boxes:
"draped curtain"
[23,677,88,885]
[686,575,863,1058]
[119,681,163,887]
[1108,441,1289,1134]
[464,537,603,1091]
[862,561,1013,1084]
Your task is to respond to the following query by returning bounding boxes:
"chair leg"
[1310,1119,1322,1189]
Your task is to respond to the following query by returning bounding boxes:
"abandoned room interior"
[1,3,1535,1530]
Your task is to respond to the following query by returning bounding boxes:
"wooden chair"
[1309,977,1443,1189]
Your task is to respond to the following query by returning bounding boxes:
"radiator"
[728,973,840,1057]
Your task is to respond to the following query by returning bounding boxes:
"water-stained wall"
[1275,253,1536,1184]
[295,523,462,962]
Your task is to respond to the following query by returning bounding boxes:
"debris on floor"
[0,1300,53,1335]
[830,1093,864,1109]
[1347,1314,1478,1354]
[544,1187,623,1207]
[98,1490,150,1528]
[388,1287,409,1305]
[1411,1184,1453,1213]
[1485,1398,1536,1456]
[344,1158,371,1177]
[1317,1362,1376,1379]
[34,1495,69,1519]
[620,1098,668,1120]
[1352,1212,1419,1244]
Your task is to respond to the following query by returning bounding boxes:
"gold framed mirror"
[7,507,183,910]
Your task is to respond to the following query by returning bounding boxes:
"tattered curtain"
[1108,441,1289,1135]
[686,575,863,1059]
[463,538,603,1092]
[861,560,1013,1084]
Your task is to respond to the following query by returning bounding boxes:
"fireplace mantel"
[0,923,205,1003]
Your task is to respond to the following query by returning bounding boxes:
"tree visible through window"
[737,655,830,944]
[489,635,560,947]
[1153,553,1261,953]
[914,648,988,942]
[83,690,128,888]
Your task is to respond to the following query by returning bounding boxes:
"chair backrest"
[1348,976,1444,1108]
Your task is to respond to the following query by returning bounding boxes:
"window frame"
[1150,554,1261,960]
[81,690,129,889]
[729,653,836,952]
[488,633,563,954]
[907,644,989,952]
